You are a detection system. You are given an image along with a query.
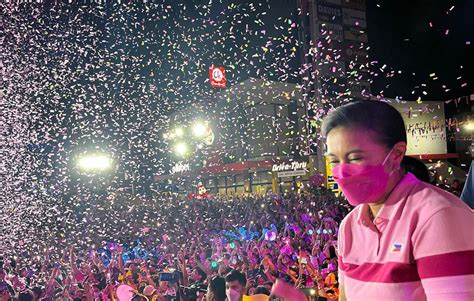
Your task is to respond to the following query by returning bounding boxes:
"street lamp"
[174,127,184,137]
[465,120,474,131]
[77,153,113,172]
[192,122,207,137]
[174,142,188,157]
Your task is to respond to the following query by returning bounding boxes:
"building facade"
[155,78,321,196]
[156,0,374,196]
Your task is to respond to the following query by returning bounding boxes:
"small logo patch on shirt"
[391,243,402,252]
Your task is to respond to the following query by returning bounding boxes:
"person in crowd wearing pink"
[322,100,474,300]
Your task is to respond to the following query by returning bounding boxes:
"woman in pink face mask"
[322,100,474,301]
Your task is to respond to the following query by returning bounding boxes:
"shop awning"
[155,158,293,182]
[408,153,459,160]
[199,159,280,175]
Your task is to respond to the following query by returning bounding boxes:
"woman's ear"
[393,142,407,166]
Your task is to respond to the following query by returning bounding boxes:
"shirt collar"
[357,173,419,226]
[356,204,372,227]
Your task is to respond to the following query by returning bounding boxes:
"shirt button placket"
[374,218,383,255]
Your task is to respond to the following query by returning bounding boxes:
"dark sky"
[366,0,473,100]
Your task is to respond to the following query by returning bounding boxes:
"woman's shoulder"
[408,179,470,213]
[399,177,473,231]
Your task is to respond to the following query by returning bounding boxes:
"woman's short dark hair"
[209,276,226,301]
[322,100,407,149]
[328,245,337,259]
[401,156,430,182]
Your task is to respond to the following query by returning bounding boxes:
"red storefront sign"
[209,66,226,88]
[188,192,210,200]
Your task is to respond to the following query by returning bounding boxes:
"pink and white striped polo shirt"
[338,173,474,300]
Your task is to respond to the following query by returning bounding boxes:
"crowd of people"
[1,150,469,301]
[0,191,350,301]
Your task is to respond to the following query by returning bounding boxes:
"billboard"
[391,101,448,155]
[344,27,368,42]
[318,21,344,42]
[316,3,343,23]
[342,8,367,28]
[311,0,370,102]
[341,0,366,11]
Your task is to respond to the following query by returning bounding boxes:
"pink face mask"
[332,149,395,206]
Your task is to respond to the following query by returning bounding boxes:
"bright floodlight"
[174,127,184,137]
[174,142,188,156]
[78,154,112,172]
[192,122,207,137]
[465,120,474,131]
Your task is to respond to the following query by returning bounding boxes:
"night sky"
[367,0,473,100]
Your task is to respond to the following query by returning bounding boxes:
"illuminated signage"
[272,162,307,172]
[209,66,226,88]
[171,162,190,174]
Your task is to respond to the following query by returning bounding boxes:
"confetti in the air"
[0,0,471,283]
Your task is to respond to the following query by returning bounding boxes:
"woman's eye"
[349,157,362,162]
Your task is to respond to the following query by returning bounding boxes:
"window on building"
[206,178,216,188]
[251,171,273,184]
[280,181,294,193]
[252,183,272,195]
[226,175,235,186]
[235,185,245,194]
[235,174,245,186]
[218,176,226,187]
